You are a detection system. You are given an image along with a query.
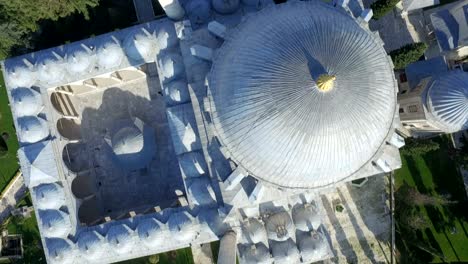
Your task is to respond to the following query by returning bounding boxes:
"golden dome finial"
[316,74,336,92]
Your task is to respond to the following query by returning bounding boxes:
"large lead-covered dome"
[425,71,468,133]
[208,1,397,188]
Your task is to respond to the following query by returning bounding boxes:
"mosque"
[2,0,407,263]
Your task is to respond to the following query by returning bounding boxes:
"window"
[399,108,404,113]
[400,90,407,94]
[408,105,418,113]
[399,73,408,83]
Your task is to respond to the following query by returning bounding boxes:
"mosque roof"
[33,183,66,210]
[208,1,396,189]
[10,87,43,117]
[17,116,49,144]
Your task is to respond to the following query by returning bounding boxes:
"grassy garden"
[395,136,468,263]
[0,73,20,193]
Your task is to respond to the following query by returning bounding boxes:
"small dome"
[11,88,43,116]
[212,0,239,14]
[33,183,66,210]
[186,0,211,25]
[265,212,294,241]
[240,243,271,264]
[39,210,71,238]
[77,231,107,260]
[164,80,190,104]
[6,66,36,88]
[112,126,144,155]
[137,218,164,248]
[106,224,135,254]
[197,209,225,234]
[297,231,328,261]
[242,218,266,244]
[156,29,178,50]
[168,212,198,242]
[124,29,157,62]
[292,203,321,231]
[67,45,95,74]
[188,178,216,206]
[179,151,207,178]
[17,116,49,144]
[270,239,300,264]
[159,53,184,83]
[46,238,75,264]
[97,39,124,69]
[425,71,468,133]
[37,55,66,85]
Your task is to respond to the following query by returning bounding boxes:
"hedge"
[389,42,428,70]
[371,0,400,19]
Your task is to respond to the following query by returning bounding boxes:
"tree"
[400,138,439,156]
[0,135,7,157]
[453,135,468,168]
[148,255,160,264]
[389,43,428,70]
[371,0,400,19]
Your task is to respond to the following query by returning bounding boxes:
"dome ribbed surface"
[208,1,396,188]
[426,71,468,133]
[11,88,43,116]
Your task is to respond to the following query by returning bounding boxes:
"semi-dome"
[97,39,124,69]
[112,126,144,155]
[77,231,107,260]
[168,212,198,242]
[179,151,207,178]
[159,53,184,83]
[425,71,468,133]
[66,44,95,74]
[39,210,71,238]
[106,224,135,254]
[164,80,190,104]
[6,66,36,88]
[46,238,75,264]
[240,243,271,264]
[297,231,328,261]
[137,218,164,248]
[11,87,43,116]
[208,1,396,189]
[265,212,294,241]
[124,28,157,62]
[270,239,300,263]
[188,178,216,205]
[36,55,66,85]
[33,183,66,210]
[242,218,266,244]
[292,203,321,231]
[156,28,178,50]
[17,116,49,144]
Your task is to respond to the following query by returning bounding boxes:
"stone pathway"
[0,172,27,224]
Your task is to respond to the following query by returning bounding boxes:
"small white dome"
[242,218,266,244]
[6,66,36,88]
[97,39,124,69]
[77,231,107,260]
[270,239,300,264]
[46,238,75,264]
[159,53,184,83]
[112,126,144,155]
[39,210,71,238]
[124,29,157,62]
[37,56,66,85]
[67,45,95,74]
[168,212,198,242]
[292,203,321,231]
[33,183,66,210]
[240,243,271,264]
[17,116,49,144]
[106,224,135,254]
[188,178,216,206]
[156,29,178,50]
[298,231,328,261]
[137,218,164,248]
[164,80,190,104]
[212,0,239,14]
[11,88,43,116]
[265,212,294,241]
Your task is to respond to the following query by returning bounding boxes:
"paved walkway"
[0,171,27,224]
[133,0,156,23]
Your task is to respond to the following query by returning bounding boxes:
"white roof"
[156,28,178,50]
[112,126,144,155]
[265,212,294,242]
[97,38,124,69]
[137,218,164,248]
[33,183,66,210]
[66,44,96,74]
[164,80,190,105]
[36,54,66,85]
[297,231,329,261]
[270,239,300,263]
[17,116,49,144]
[158,53,184,83]
[208,1,396,189]
[168,212,198,242]
[179,151,207,178]
[188,178,216,206]
[46,238,75,264]
[17,140,59,188]
[77,231,107,261]
[124,28,157,62]
[240,243,271,264]
[5,65,37,88]
[39,210,72,238]
[241,218,266,244]
[425,71,468,133]
[292,203,321,231]
[106,224,135,255]
[10,87,43,117]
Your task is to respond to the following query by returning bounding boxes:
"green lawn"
[395,136,468,263]
[0,72,20,192]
